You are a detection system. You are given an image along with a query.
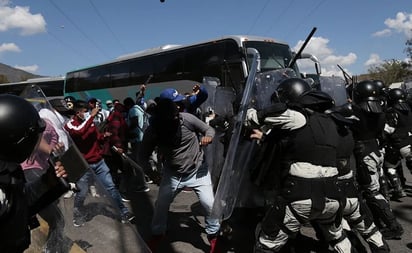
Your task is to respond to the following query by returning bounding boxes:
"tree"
[406,38,412,62]
[367,59,411,85]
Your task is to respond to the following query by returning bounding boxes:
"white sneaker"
[63,190,74,199]
[89,185,100,198]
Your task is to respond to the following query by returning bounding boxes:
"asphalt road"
[27,166,412,253]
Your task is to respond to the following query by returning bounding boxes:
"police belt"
[336,178,359,199]
[281,175,345,222]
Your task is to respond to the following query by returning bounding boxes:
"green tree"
[367,59,411,85]
[406,38,412,62]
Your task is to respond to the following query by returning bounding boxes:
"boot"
[379,175,390,200]
[146,234,165,252]
[380,222,404,240]
[386,172,406,199]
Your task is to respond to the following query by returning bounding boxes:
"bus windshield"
[244,41,293,72]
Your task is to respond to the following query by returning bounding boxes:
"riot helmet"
[64,95,76,109]
[299,90,335,112]
[352,80,383,113]
[0,95,45,163]
[387,88,410,111]
[373,80,386,95]
[273,78,312,104]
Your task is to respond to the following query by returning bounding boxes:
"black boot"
[386,172,406,199]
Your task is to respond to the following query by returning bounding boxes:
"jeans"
[151,161,220,235]
[74,159,129,215]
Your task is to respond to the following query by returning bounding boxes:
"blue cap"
[159,88,185,102]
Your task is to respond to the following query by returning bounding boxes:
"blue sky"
[0,0,411,78]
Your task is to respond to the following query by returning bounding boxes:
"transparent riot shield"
[20,85,151,253]
[211,67,298,221]
[211,49,261,221]
[319,76,348,106]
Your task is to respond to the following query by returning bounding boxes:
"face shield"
[356,98,383,113]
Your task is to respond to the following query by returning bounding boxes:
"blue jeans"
[151,161,220,235]
[74,159,129,215]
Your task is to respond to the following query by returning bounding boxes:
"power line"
[246,0,271,35]
[48,0,111,59]
[285,0,327,40]
[264,0,296,36]
[87,0,127,54]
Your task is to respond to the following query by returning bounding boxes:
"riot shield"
[319,76,348,106]
[211,49,262,221]
[20,85,151,253]
[211,67,298,221]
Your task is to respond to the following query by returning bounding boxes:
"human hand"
[200,136,212,146]
[90,107,99,117]
[54,161,68,178]
[250,129,263,140]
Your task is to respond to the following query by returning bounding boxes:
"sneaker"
[182,187,192,193]
[121,212,135,224]
[63,190,74,199]
[73,216,85,227]
[134,186,150,193]
[89,185,100,198]
[120,193,131,203]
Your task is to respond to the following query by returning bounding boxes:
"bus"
[64,35,311,108]
[0,76,65,98]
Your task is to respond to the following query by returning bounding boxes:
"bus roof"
[1,76,65,86]
[66,35,288,73]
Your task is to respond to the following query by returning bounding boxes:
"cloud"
[378,12,412,39]
[0,5,46,35]
[0,42,21,54]
[14,64,39,73]
[373,29,392,37]
[293,36,357,77]
[0,0,10,7]
[364,53,383,68]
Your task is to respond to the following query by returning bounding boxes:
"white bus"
[0,76,65,98]
[64,35,307,108]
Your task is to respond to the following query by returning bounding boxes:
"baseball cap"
[159,88,185,102]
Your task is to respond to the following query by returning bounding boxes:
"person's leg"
[91,160,129,215]
[151,169,179,235]
[73,171,92,226]
[344,197,389,252]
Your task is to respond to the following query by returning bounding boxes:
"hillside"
[0,62,42,83]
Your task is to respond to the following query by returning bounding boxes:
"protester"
[21,118,70,253]
[0,94,68,253]
[123,97,150,193]
[64,100,135,226]
[139,98,220,253]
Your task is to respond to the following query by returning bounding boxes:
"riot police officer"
[0,95,68,253]
[384,88,411,198]
[351,80,403,240]
[247,78,352,252]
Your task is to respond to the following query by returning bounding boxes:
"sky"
[0,0,411,79]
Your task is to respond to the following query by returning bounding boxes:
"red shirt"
[64,115,105,164]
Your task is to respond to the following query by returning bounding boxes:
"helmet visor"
[358,100,383,113]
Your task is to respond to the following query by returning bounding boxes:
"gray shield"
[319,76,348,106]
[211,65,298,220]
